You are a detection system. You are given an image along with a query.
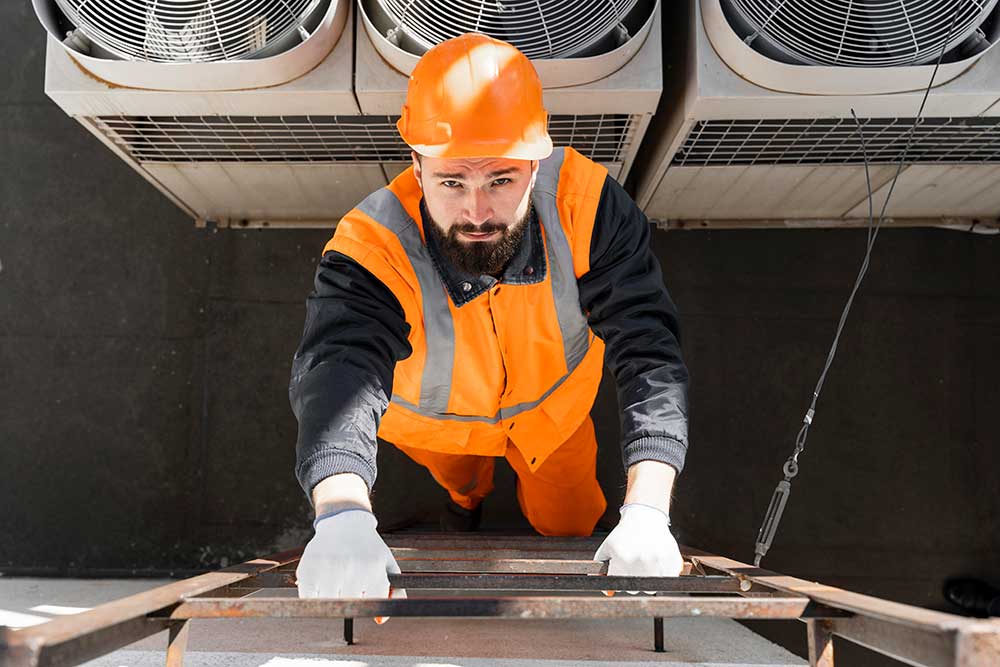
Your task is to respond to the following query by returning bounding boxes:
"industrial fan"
[368,0,651,59]
[359,0,659,87]
[43,0,331,62]
[722,0,1000,66]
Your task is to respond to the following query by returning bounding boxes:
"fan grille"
[673,117,1000,166]
[93,114,640,163]
[54,0,320,62]
[375,0,640,59]
[724,0,998,66]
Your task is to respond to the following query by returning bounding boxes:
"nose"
[463,188,493,226]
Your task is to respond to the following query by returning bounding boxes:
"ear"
[411,151,423,190]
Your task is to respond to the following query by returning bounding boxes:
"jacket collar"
[420,200,547,307]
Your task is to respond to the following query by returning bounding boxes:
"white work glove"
[296,509,406,623]
[593,503,683,595]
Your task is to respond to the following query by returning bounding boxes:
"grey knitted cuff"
[296,450,376,507]
[622,436,687,475]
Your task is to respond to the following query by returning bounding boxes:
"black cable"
[752,0,970,568]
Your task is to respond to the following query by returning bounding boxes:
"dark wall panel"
[2,12,998,667]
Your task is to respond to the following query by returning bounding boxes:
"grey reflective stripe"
[390,393,500,424]
[533,148,592,372]
[357,189,454,414]
[391,365,580,423]
[498,370,573,420]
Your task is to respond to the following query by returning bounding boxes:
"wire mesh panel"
[672,117,1000,166]
[549,115,638,164]
[722,0,999,66]
[54,0,325,62]
[94,114,640,164]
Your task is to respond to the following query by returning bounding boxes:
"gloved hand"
[593,503,683,594]
[296,508,406,622]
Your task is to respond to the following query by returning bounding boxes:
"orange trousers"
[392,416,607,536]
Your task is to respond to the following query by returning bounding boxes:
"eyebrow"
[432,167,520,180]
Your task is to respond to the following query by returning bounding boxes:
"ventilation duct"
[359,0,659,87]
[632,0,1000,228]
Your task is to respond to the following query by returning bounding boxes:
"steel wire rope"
[752,0,970,567]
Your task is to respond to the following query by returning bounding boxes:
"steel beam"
[687,551,1000,667]
[808,619,835,667]
[3,540,996,667]
[166,595,813,620]
[3,550,299,667]
[165,622,190,667]
[654,617,665,652]
[388,573,743,592]
[390,558,609,574]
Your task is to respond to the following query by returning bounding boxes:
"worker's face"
[414,152,537,276]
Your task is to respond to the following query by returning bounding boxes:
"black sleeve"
[578,175,690,474]
[289,250,412,503]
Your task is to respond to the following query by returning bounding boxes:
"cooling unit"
[36,0,663,227]
[35,0,340,89]
[634,0,1000,229]
[354,0,664,183]
[35,0,402,228]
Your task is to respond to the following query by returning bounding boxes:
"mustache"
[450,222,509,236]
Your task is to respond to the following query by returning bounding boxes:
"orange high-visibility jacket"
[324,147,607,473]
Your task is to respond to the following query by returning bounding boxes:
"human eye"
[492,178,512,187]
[442,180,462,188]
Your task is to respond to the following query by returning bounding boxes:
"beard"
[425,197,532,277]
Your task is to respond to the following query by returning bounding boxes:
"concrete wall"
[3,3,999,664]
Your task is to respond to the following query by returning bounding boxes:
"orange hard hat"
[397,33,553,161]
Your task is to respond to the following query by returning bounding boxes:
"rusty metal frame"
[2,535,998,667]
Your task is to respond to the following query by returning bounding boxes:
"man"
[290,33,689,601]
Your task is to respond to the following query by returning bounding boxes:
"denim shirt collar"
[420,200,547,307]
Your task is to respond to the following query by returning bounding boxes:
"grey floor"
[3,2,1000,666]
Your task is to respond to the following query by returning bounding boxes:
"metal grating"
[722,0,999,67]
[54,0,326,63]
[94,114,639,164]
[673,117,1000,166]
[372,0,645,59]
